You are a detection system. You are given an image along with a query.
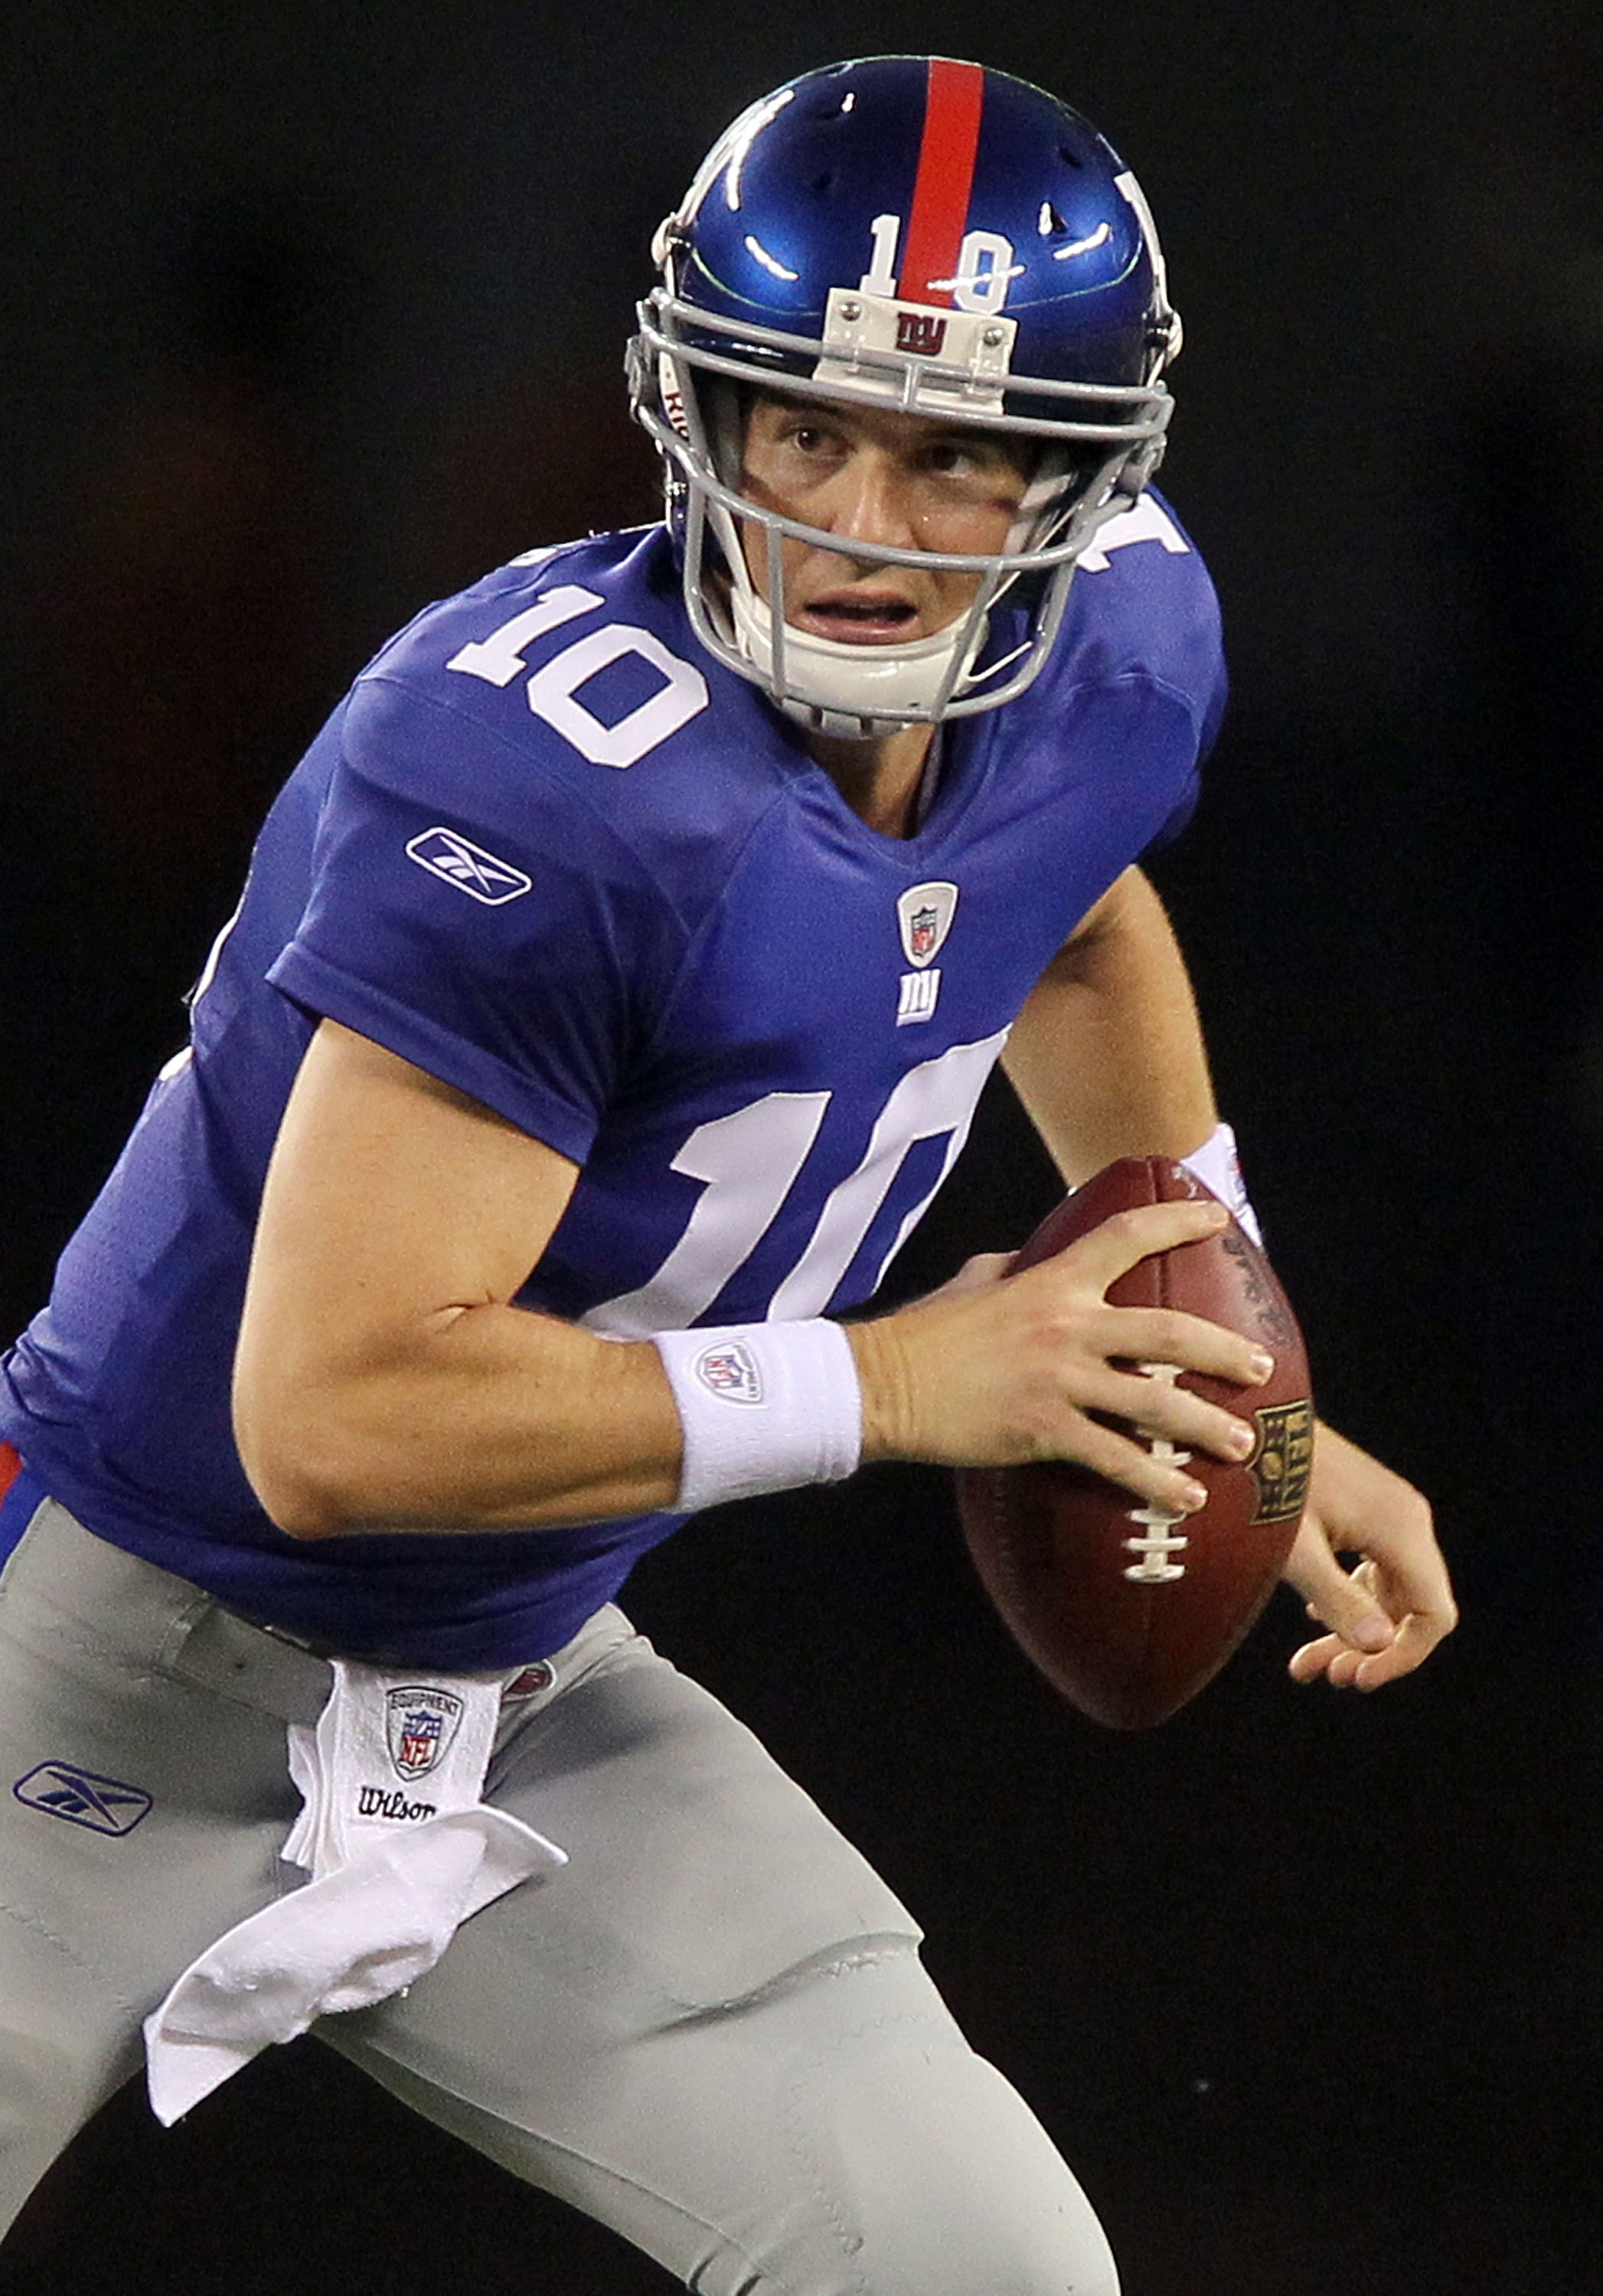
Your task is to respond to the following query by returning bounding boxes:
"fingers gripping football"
[852,1197,1273,1511]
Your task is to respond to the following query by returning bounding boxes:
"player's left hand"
[1279,1421,1456,1690]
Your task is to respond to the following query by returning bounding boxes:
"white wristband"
[653,1319,864,1516]
[1179,1121,1263,1247]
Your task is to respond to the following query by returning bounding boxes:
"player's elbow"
[233,1383,380,1541]
[240,1446,365,1541]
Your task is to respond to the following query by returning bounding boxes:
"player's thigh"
[328,1631,1118,2296]
[0,1500,308,2231]
[336,1937,1119,2296]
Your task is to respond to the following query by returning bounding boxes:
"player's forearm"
[233,1303,684,1538]
[1001,866,1216,1182]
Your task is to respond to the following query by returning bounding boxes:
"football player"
[0,56,1454,2292]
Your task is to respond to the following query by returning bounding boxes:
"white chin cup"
[726,579,985,736]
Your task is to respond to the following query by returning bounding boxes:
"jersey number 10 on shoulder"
[447,588,710,769]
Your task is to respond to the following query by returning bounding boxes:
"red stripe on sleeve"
[0,1443,21,1505]
[897,58,985,307]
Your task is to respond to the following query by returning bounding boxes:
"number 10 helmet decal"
[628,56,1182,738]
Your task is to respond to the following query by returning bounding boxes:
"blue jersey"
[0,502,1225,1666]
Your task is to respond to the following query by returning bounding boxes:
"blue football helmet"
[628,55,1181,738]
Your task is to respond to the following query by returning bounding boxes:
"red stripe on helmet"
[896,58,985,307]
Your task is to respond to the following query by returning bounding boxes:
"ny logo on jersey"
[384,1686,465,1781]
[14,1762,153,1836]
[896,970,942,1026]
[406,826,533,906]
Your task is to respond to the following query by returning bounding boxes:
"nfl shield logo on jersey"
[896,882,958,969]
[386,1685,466,1781]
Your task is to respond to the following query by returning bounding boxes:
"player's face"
[736,393,1032,646]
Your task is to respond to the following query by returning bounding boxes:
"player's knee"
[787,2027,1119,2296]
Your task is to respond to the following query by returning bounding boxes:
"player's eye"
[929,435,1014,475]
[919,440,1024,498]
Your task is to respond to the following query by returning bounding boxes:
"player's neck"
[803,721,936,840]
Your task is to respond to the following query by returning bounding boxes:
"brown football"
[955,1156,1314,1729]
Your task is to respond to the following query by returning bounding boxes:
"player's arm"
[233,1017,684,1536]
[240,1018,1262,1537]
[997,862,1219,1182]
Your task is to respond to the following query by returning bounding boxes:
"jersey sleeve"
[267,671,677,1162]
[1089,490,1228,856]
[1140,582,1226,853]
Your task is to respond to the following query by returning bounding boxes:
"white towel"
[144,1661,565,2125]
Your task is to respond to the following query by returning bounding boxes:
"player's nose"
[818,448,920,553]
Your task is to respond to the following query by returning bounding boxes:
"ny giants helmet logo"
[385,1686,465,1782]
[896,311,948,357]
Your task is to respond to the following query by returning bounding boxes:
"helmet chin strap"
[726,582,988,740]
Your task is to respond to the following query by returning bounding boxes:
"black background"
[1,5,1598,2291]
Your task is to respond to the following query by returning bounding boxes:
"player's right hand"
[847,1199,1275,1517]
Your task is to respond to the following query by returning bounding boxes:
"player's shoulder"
[331,524,792,903]
[1040,487,1223,704]
[1075,487,1216,589]
[355,524,687,713]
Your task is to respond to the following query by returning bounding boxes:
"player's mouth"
[791,590,926,647]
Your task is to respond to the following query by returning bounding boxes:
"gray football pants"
[0,1495,1118,2294]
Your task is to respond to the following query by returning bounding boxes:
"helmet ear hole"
[704,380,748,489]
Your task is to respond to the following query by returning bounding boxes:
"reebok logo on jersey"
[406,826,532,905]
[15,1762,153,1836]
[694,1342,764,1405]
